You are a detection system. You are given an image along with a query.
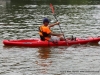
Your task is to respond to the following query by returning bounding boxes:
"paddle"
[50,3,67,43]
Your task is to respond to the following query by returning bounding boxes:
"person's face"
[44,22,49,26]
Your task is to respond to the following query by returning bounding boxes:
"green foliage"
[11,0,100,5]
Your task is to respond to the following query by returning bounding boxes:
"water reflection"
[36,47,52,74]
[38,47,51,59]
[0,0,10,24]
[0,0,10,7]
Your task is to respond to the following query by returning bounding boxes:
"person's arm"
[49,22,59,27]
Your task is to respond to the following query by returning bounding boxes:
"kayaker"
[39,18,64,42]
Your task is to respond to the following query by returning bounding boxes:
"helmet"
[43,18,50,23]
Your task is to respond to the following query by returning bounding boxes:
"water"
[1,0,100,75]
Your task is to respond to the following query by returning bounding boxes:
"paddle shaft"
[53,14,66,40]
[50,3,68,45]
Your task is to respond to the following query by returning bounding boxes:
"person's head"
[43,18,50,26]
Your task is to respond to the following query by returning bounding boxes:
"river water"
[0,0,100,75]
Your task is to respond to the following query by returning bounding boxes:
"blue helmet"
[43,18,50,23]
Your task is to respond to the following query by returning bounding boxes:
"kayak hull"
[3,36,100,47]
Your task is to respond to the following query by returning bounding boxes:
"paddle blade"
[50,3,55,14]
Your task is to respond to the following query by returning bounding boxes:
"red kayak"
[3,36,100,47]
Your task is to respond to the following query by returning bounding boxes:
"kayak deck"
[3,36,100,47]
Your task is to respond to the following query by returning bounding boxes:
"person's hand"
[60,33,64,36]
[58,33,64,37]
[55,22,59,25]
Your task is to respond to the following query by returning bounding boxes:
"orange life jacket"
[39,25,51,41]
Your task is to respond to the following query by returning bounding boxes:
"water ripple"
[0,4,100,75]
